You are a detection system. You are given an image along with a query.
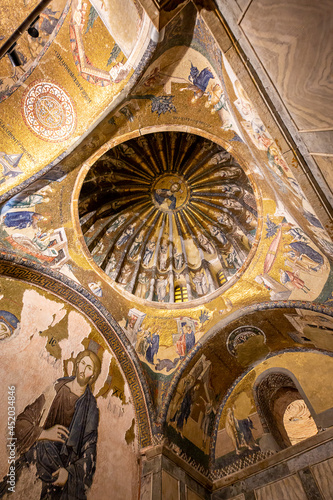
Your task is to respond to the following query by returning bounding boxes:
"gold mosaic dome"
[78,132,258,303]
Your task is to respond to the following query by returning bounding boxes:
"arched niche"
[211,350,333,475]
[254,370,318,449]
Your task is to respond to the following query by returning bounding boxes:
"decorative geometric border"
[0,254,154,448]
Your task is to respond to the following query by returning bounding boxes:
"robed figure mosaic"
[3,350,101,500]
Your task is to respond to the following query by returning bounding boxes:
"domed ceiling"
[78,132,258,303]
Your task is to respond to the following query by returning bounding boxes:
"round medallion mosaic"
[22,81,76,142]
[152,174,189,212]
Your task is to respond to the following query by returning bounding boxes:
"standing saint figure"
[116,225,135,247]
[128,233,143,260]
[13,350,101,500]
[193,271,208,296]
[145,332,160,364]
[280,269,310,293]
[173,248,183,270]
[159,242,168,271]
[136,272,150,299]
[142,240,156,266]
[176,322,196,357]
[156,276,167,302]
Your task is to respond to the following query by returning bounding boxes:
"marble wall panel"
[141,473,153,500]
[187,487,205,500]
[162,470,180,500]
[311,457,333,500]
[300,132,333,155]
[240,0,333,131]
[313,156,333,197]
[235,0,249,12]
[254,474,308,500]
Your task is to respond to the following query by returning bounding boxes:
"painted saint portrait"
[3,350,101,500]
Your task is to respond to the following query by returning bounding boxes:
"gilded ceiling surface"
[0,0,332,495]
[0,0,152,194]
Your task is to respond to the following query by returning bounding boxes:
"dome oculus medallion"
[78,132,258,304]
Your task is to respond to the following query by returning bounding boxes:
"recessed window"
[283,399,318,445]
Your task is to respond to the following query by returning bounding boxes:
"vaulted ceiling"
[0,0,332,495]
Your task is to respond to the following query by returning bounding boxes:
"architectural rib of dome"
[78,132,258,304]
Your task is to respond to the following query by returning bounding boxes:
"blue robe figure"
[170,382,196,431]
[116,225,134,247]
[0,351,102,500]
[3,211,41,229]
[189,63,214,92]
[154,189,177,210]
[142,241,156,266]
[12,376,99,500]
[146,333,159,364]
[183,323,195,354]
[289,241,324,269]
[237,417,258,451]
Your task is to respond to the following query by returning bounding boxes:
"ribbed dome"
[78,132,258,303]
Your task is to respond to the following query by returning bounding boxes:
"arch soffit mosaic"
[160,305,333,467]
[209,349,333,470]
[161,302,333,423]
